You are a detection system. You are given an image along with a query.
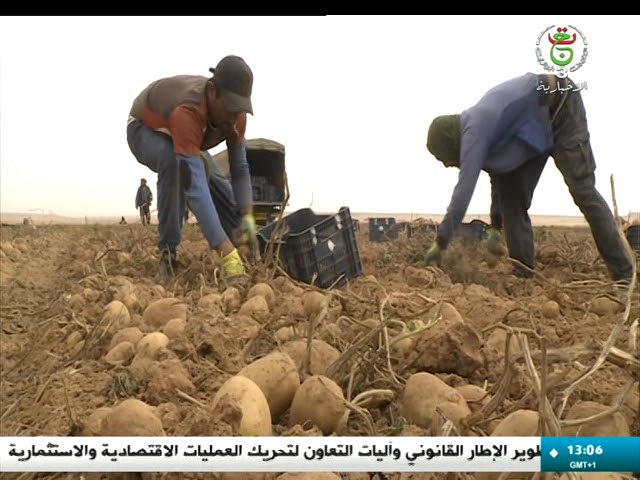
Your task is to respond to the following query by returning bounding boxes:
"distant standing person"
[135,178,153,226]
[126,55,258,283]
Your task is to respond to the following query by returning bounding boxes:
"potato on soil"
[455,384,490,408]
[109,326,144,350]
[104,341,136,365]
[143,297,187,329]
[247,282,277,309]
[136,332,170,357]
[428,301,464,324]
[221,286,242,313]
[281,339,340,377]
[238,295,270,323]
[302,291,327,318]
[562,401,630,436]
[65,331,84,350]
[491,409,539,436]
[271,276,296,293]
[197,292,223,311]
[211,375,272,436]
[100,398,165,436]
[540,300,560,319]
[102,300,131,331]
[81,406,112,436]
[161,318,186,338]
[289,375,348,435]
[591,297,623,316]
[401,372,471,431]
[238,351,300,420]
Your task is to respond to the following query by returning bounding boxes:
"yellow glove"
[222,248,245,278]
[424,243,442,267]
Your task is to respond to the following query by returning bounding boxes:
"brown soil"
[1,222,638,480]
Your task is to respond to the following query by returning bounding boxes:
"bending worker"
[126,55,258,283]
[425,72,633,285]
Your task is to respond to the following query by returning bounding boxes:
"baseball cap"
[209,55,254,115]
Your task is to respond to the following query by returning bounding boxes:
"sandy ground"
[0,217,638,480]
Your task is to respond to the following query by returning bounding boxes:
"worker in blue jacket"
[425,72,633,285]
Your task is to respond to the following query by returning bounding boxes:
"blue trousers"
[127,120,242,254]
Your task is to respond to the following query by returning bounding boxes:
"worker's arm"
[436,127,489,250]
[226,114,253,216]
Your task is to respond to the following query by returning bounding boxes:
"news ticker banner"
[1,436,638,473]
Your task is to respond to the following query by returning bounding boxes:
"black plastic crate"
[405,222,438,239]
[257,207,362,289]
[454,219,489,241]
[626,225,640,250]
[369,217,399,242]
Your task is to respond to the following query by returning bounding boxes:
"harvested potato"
[591,297,622,316]
[104,341,136,365]
[455,384,490,407]
[68,294,85,310]
[100,398,165,436]
[562,401,630,436]
[211,375,272,436]
[238,351,300,420]
[428,301,464,323]
[302,291,327,318]
[221,286,242,314]
[197,293,223,311]
[143,297,187,329]
[540,300,560,319]
[109,327,144,350]
[162,318,186,338]
[401,372,471,431]
[289,375,348,435]
[281,339,340,377]
[82,288,101,303]
[121,293,142,314]
[275,326,295,343]
[102,300,131,331]
[247,283,277,309]
[81,406,112,436]
[238,295,270,323]
[272,276,296,293]
[137,332,170,357]
[65,331,84,350]
[491,409,539,436]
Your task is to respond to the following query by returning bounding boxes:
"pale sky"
[1,15,638,218]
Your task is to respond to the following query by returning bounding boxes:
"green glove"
[241,214,258,248]
[485,227,507,256]
[424,243,442,267]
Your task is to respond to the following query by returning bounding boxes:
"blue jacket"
[135,185,153,209]
[437,73,554,248]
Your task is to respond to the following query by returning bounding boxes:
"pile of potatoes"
[91,279,352,439]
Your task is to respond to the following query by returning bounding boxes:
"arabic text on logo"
[535,25,588,78]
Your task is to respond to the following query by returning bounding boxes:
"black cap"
[209,55,253,115]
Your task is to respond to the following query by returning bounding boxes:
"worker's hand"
[222,248,245,278]
[485,227,507,256]
[424,243,442,267]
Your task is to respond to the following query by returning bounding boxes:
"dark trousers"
[139,204,151,225]
[494,80,633,281]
